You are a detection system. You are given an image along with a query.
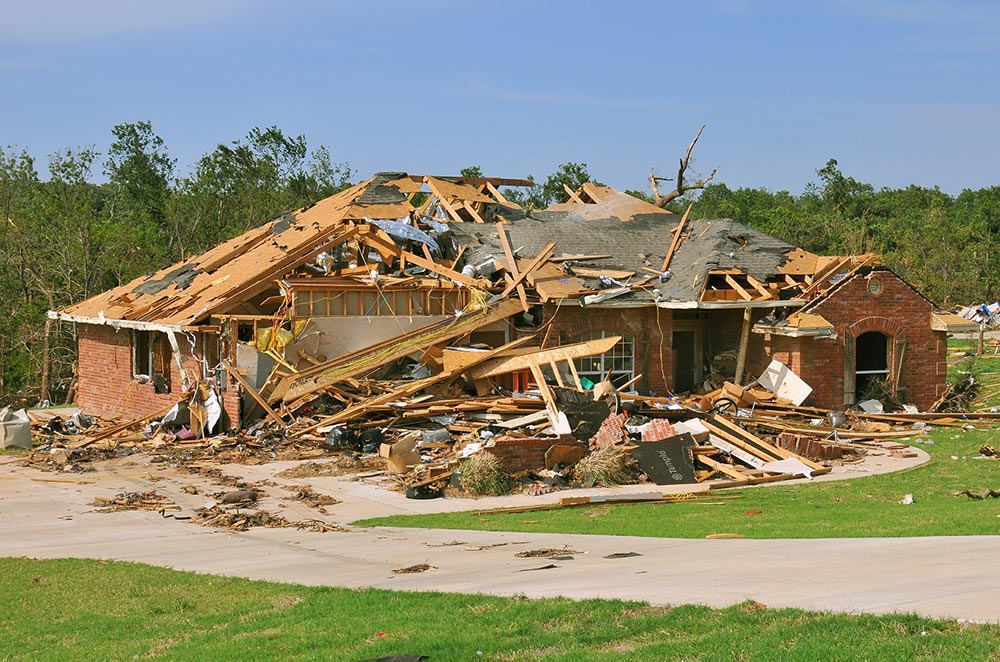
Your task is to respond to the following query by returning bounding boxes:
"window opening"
[573,331,635,388]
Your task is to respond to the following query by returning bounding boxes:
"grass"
[2,557,1000,661]
[358,426,1000,539]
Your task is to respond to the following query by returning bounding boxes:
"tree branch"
[650,124,719,208]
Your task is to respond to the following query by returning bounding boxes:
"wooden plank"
[660,203,692,272]
[705,415,829,473]
[745,274,775,300]
[562,184,584,204]
[495,221,530,311]
[724,274,754,301]
[222,359,285,426]
[484,181,512,205]
[549,360,565,387]
[500,242,556,299]
[424,180,464,222]
[467,336,621,379]
[733,307,753,385]
[529,262,592,301]
[298,335,537,432]
[362,231,482,288]
[696,455,748,481]
[277,298,523,404]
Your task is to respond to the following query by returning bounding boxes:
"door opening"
[855,331,890,399]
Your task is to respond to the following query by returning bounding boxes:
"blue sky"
[2,0,999,195]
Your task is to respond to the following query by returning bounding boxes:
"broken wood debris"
[92,490,179,512]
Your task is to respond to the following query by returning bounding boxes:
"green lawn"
[357,426,1000,539]
[2,557,999,661]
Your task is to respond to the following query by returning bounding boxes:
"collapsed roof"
[52,172,887,329]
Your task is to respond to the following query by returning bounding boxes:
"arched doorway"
[855,331,890,399]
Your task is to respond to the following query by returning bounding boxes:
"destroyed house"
[50,172,972,430]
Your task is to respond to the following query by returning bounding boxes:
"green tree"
[105,121,176,271]
[542,162,591,205]
[178,126,351,252]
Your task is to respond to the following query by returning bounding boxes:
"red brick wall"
[485,436,588,473]
[542,304,672,394]
[762,271,946,410]
[76,324,241,428]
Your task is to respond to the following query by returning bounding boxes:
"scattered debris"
[392,563,437,574]
[92,490,179,513]
[514,547,581,558]
[953,489,1000,500]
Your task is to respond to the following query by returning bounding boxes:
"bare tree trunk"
[40,314,53,404]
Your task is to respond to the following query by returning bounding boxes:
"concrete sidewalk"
[4,444,999,623]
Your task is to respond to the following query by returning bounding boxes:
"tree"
[459,165,483,178]
[542,162,591,205]
[105,121,176,271]
[649,125,719,208]
[177,126,351,253]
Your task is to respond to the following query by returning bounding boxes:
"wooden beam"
[362,231,481,288]
[485,181,511,205]
[495,221,530,311]
[462,200,485,223]
[733,307,753,385]
[660,203,692,272]
[277,298,523,404]
[424,180,464,222]
[222,359,285,426]
[298,335,536,433]
[724,274,754,301]
[500,242,556,299]
[467,335,621,379]
[562,184,584,204]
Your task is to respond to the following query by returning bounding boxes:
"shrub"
[458,452,512,496]
[573,445,633,487]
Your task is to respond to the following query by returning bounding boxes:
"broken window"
[132,330,172,393]
[573,331,635,388]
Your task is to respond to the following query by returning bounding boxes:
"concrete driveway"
[3,444,1000,623]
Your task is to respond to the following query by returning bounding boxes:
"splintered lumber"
[472,491,739,514]
[276,298,522,405]
[660,203,692,272]
[747,418,928,439]
[222,360,285,426]
[362,231,482,288]
[495,221,530,311]
[701,414,830,475]
[733,307,753,384]
[298,335,536,433]
[696,455,751,481]
[465,336,622,380]
[499,242,557,299]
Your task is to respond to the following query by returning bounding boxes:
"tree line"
[1,122,996,406]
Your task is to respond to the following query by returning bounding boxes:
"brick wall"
[485,435,588,473]
[541,304,672,394]
[76,324,241,428]
[762,270,946,410]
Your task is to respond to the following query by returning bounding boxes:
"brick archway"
[848,316,904,339]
